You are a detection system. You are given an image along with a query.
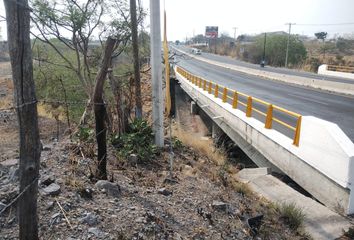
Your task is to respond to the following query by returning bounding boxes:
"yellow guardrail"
[176,66,302,146]
[327,65,354,74]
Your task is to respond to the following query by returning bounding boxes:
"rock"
[163,178,178,185]
[50,213,62,225]
[42,145,52,151]
[43,183,61,196]
[174,232,183,240]
[77,187,93,199]
[0,159,18,167]
[95,180,121,197]
[46,201,55,210]
[158,188,172,196]
[135,217,145,223]
[212,201,229,211]
[128,154,138,166]
[88,227,105,238]
[8,166,19,182]
[62,202,72,212]
[80,212,99,226]
[247,214,264,235]
[40,175,55,186]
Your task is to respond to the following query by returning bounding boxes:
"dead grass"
[172,126,226,166]
[276,202,305,231]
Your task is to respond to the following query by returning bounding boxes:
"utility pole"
[262,32,267,67]
[285,23,295,68]
[232,27,238,42]
[150,0,164,147]
[130,0,142,119]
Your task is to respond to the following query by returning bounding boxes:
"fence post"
[203,80,206,90]
[199,78,202,88]
[222,87,227,102]
[215,84,219,98]
[265,104,273,129]
[293,116,302,146]
[232,91,238,108]
[246,96,252,117]
[208,81,212,94]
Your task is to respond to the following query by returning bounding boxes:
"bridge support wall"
[175,66,354,215]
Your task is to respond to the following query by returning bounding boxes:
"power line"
[296,22,354,26]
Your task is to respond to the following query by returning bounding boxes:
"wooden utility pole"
[93,37,116,180]
[4,0,41,239]
[130,0,142,119]
[285,23,296,67]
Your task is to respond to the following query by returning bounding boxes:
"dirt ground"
[0,62,314,239]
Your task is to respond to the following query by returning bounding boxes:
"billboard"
[205,26,218,39]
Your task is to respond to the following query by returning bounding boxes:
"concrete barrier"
[175,65,354,215]
[318,64,354,80]
[173,47,354,96]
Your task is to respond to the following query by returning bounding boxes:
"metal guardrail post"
[176,66,302,147]
[232,91,238,109]
[215,84,219,98]
[246,96,252,117]
[208,81,212,94]
[265,104,273,129]
[293,116,302,146]
[222,87,228,102]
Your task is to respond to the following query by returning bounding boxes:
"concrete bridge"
[173,64,354,216]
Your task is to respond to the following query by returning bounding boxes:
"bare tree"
[4,0,41,239]
[93,37,116,179]
[130,0,142,118]
[30,0,105,98]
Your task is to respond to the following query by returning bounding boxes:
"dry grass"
[172,126,226,166]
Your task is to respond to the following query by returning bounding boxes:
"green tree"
[315,32,328,59]
[315,32,328,41]
[252,34,307,67]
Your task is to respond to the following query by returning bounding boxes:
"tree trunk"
[4,0,41,239]
[108,72,128,134]
[130,0,142,119]
[93,37,116,180]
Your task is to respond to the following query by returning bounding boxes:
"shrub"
[75,126,95,142]
[111,119,158,162]
[277,202,305,230]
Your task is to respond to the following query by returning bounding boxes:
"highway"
[174,50,354,142]
[176,45,354,84]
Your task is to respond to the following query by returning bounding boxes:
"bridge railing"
[176,66,302,146]
[327,65,354,74]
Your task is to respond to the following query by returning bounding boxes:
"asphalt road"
[175,45,354,84]
[175,54,354,142]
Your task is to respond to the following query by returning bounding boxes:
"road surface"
[175,45,354,84]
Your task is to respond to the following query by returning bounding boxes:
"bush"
[240,34,307,67]
[111,119,158,162]
[75,126,95,142]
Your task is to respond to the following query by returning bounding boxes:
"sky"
[1,0,354,41]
